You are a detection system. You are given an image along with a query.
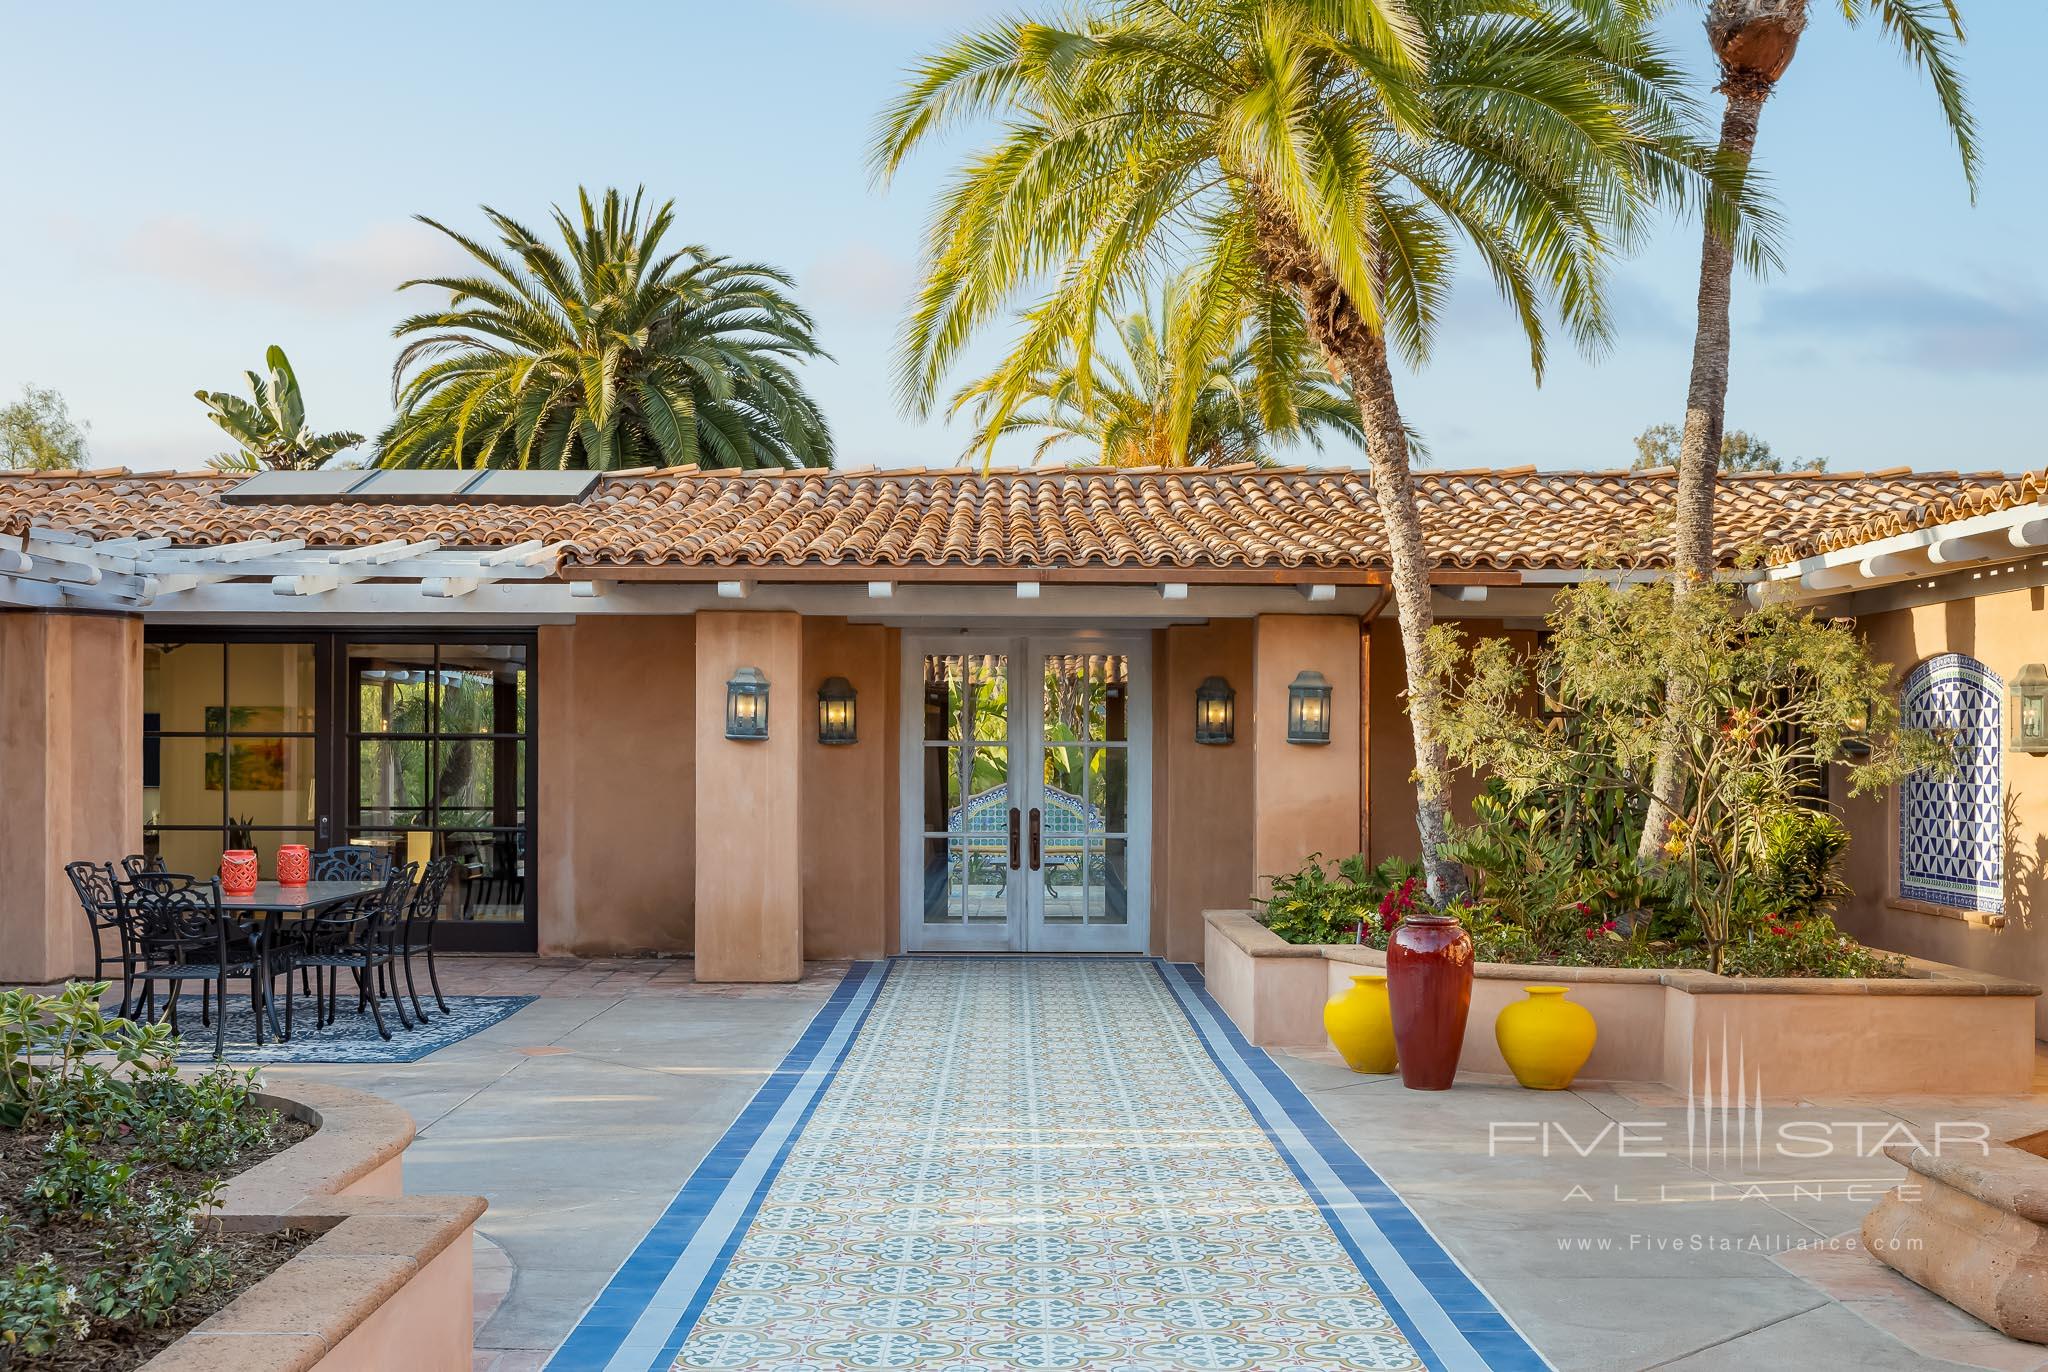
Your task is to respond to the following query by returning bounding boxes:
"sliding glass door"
[141,630,538,950]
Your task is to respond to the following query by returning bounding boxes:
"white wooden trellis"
[0,526,564,611]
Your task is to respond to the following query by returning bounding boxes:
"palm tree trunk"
[1638,75,1771,867]
[1252,198,1466,903]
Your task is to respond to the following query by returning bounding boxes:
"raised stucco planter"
[142,1079,485,1372]
[1204,909,2040,1097]
[1860,1131,2048,1342]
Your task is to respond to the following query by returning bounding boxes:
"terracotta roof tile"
[1766,468,2048,564]
[0,466,2021,576]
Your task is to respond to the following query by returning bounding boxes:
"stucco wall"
[536,616,696,956]
[1366,618,1535,864]
[1251,614,1362,897]
[800,618,896,959]
[1840,587,2048,1038]
[0,611,142,982]
[1154,621,1257,961]
[694,611,805,981]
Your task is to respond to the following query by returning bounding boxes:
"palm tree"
[1640,0,1977,863]
[196,346,362,472]
[952,272,1364,466]
[379,187,832,470]
[877,0,1742,898]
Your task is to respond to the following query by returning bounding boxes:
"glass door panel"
[1026,649,1134,948]
[917,652,1019,943]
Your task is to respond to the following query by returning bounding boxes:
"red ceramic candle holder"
[219,850,259,896]
[275,844,310,887]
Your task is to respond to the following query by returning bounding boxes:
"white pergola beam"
[1015,581,1042,600]
[1297,583,1336,602]
[866,581,895,599]
[1159,582,1189,601]
[715,579,751,600]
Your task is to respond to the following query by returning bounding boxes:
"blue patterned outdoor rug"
[549,957,1549,1372]
[161,994,536,1063]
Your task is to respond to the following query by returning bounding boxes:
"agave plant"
[377,187,832,470]
[196,346,362,472]
[950,273,1363,467]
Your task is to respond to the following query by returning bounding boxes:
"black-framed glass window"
[345,642,530,929]
[142,641,318,876]
[141,630,538,951]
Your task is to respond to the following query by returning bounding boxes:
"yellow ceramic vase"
[1324,974,1399,1074]
[1494,985,1597,1090]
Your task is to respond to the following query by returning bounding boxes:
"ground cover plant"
[1256,579,1945,977]
[0,984,314,1370]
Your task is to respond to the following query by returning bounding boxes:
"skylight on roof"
[222,470,599,506]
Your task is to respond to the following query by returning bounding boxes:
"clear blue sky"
[1,1,2041,474]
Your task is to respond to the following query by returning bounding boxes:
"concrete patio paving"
[248,955,2048,1371]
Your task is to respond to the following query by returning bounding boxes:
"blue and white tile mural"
[1899,652,2004,915]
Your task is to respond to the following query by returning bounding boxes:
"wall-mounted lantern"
[1194,676,1235,745]
[1287,670,1333,745]
[725,667,770,740]
[817,676,858,746]
[2013,664,2048,755]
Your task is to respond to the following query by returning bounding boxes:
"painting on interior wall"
[205,740,287,792]
[204,705,299,734]
[1898,653,2004,914]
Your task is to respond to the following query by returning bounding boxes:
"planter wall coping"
[141,1079,485,1372]
[1883,1137,2048,1225]
[1202,908,2040,997]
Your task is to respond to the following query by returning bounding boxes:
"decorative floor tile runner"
[550,959,1545,1371]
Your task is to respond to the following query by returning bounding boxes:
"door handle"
[1029,808,1042,871]
[1008,807,1022,870]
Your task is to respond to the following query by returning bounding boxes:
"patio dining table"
[218,879,384,1041]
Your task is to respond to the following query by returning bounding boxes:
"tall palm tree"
[951,272,1364,466]
[1640,0,1976,863]
[379,187,832,470]
[196,346,362,472]
[877,0,1746,898]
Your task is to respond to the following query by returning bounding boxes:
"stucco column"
[0,612,143,983]
[694,610,804,982]
[1251,614,1363,897]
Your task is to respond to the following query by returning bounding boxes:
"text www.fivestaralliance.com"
[1556,1235,1919,1254]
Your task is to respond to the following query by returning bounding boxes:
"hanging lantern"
[817,676,857,745]
[725,667,770,740]
[1287,670,1333,745]
[2013,664,2048,755]
[1194,676,1235,745]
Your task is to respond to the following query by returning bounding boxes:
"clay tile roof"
[1766,467,2048,564]
[0,465,2021,576]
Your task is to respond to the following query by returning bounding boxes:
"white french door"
[900,633,1150,953]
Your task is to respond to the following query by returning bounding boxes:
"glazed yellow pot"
[1324,974,1399,1074]
[1494,985,1597,1090]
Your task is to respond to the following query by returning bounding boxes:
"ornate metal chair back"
[311,846,393,883]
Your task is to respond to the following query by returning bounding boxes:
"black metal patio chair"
[126,878,273,1059]
[293,864,417,1040]
[395,856,456,1019]
[311,845,393,883]
[120,853,167,880]
[64,861,140,1016]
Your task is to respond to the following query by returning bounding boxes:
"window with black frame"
[142,641,318,876]
[346,642,530,929]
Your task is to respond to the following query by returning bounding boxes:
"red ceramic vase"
[1386,911,1475,1091]
[275,844,310,887]
[219,850,259,896]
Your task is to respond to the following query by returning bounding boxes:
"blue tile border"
[543,960,890,1372]
[1155,958,1553,1371]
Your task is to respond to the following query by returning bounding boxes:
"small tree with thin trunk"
[1640,0,1978,864]
[875,0,1757,899]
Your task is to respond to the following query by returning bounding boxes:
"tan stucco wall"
[694,611,804,981]
[1155,621,1257,961]
[1251,614,1362,897]
[0,612,142,982]
[800,618,896,959]
[536,617,696,956]
[1841,588,2048,1038]
[1366,618,1534,864]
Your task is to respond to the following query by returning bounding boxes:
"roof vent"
[223,469,600,506]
